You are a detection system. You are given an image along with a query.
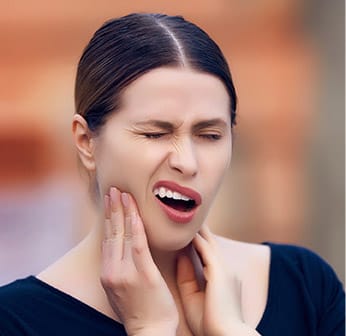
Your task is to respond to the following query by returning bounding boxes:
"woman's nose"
[168,138,198,177]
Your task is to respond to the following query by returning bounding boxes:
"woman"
[0,13,344,336]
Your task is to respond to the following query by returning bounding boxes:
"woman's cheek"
[95,157,131,196]
[106,152,148,194]
[206,151,230,197]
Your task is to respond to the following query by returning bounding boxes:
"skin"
[92,67,233,253]
[39,67,268,335]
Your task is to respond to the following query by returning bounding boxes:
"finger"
[121,192,136,261]
[103,187,124,261]
[192,233,214,268]
[177,255,200,297]
[110,187,125,236]
[103,194,113,258]
[176,255,204,335]
[104,194,111,220]
[104,194,111,238]
[199,225,214,243]
[131,215,158,274]
[119,193,159,275]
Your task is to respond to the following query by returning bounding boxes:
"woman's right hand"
[100,187,178,336]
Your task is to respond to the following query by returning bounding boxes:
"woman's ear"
[72,114,96,171]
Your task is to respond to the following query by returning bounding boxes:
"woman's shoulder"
[0,276,36,303]
[213,235,271,294]
[0,275,126,335]
[0,275,70,314]
[213,235,270,275]
[214,236,345,333]
[213,235,271,328]
[215,236,344,294]
[213,235,342,284]
[0,276,43,331]
[263,242,345,306]
[259,241,343,290]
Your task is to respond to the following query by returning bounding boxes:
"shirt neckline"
[26,275,124,328]
[255,242,278,331]
[26,242,278,332]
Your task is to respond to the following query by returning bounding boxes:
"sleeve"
[297,246,345,336]
[315,258,345,336]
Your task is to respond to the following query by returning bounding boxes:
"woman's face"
[94,67,232,251]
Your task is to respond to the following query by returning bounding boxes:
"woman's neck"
[87,220,198,286]
[38,218,203,334]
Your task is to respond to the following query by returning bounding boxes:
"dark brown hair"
[75,13,237,133]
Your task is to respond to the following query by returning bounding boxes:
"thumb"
[176,255,204,334]
[177,255,200,297]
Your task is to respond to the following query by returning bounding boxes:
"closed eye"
[143,133,167,139]
[199,134,222,141]
[141,132,222,140]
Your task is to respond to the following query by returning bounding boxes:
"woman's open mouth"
[154,188,196,211]
[153,181,201,223]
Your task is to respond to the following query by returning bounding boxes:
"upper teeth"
[154,187,192,201]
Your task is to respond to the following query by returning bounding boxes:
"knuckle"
[101,272,136,289]
[102,237,120,246]
[117,274,136,288]
[100,272,117,288]
[123,233,132,242]
[111,225,124,237]
[149,275,162,288]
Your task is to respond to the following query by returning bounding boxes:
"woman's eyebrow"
[192,118,228,132]
[133,120,175,131]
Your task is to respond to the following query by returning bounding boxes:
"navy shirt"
[0,243,344,335]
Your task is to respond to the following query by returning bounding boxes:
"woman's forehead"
[118,67,230,120]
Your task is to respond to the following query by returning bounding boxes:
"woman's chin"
[148,235,193,253]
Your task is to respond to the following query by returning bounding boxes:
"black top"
[0,243,344,335]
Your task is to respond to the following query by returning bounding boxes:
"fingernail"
[110,187,117,198]
[121,192,129,208]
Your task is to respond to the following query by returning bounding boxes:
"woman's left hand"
[176,226,261,336]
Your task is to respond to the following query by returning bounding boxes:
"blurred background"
[0,0,344,285]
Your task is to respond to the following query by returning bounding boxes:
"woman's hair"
[75,13,237,133]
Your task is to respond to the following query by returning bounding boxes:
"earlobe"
[72,114,96,171]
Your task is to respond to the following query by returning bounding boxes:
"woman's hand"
[177,226,261,336]
[100,187,178,336]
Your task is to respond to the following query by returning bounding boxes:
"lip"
[152,180,202,224]
[153,180,202,205]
